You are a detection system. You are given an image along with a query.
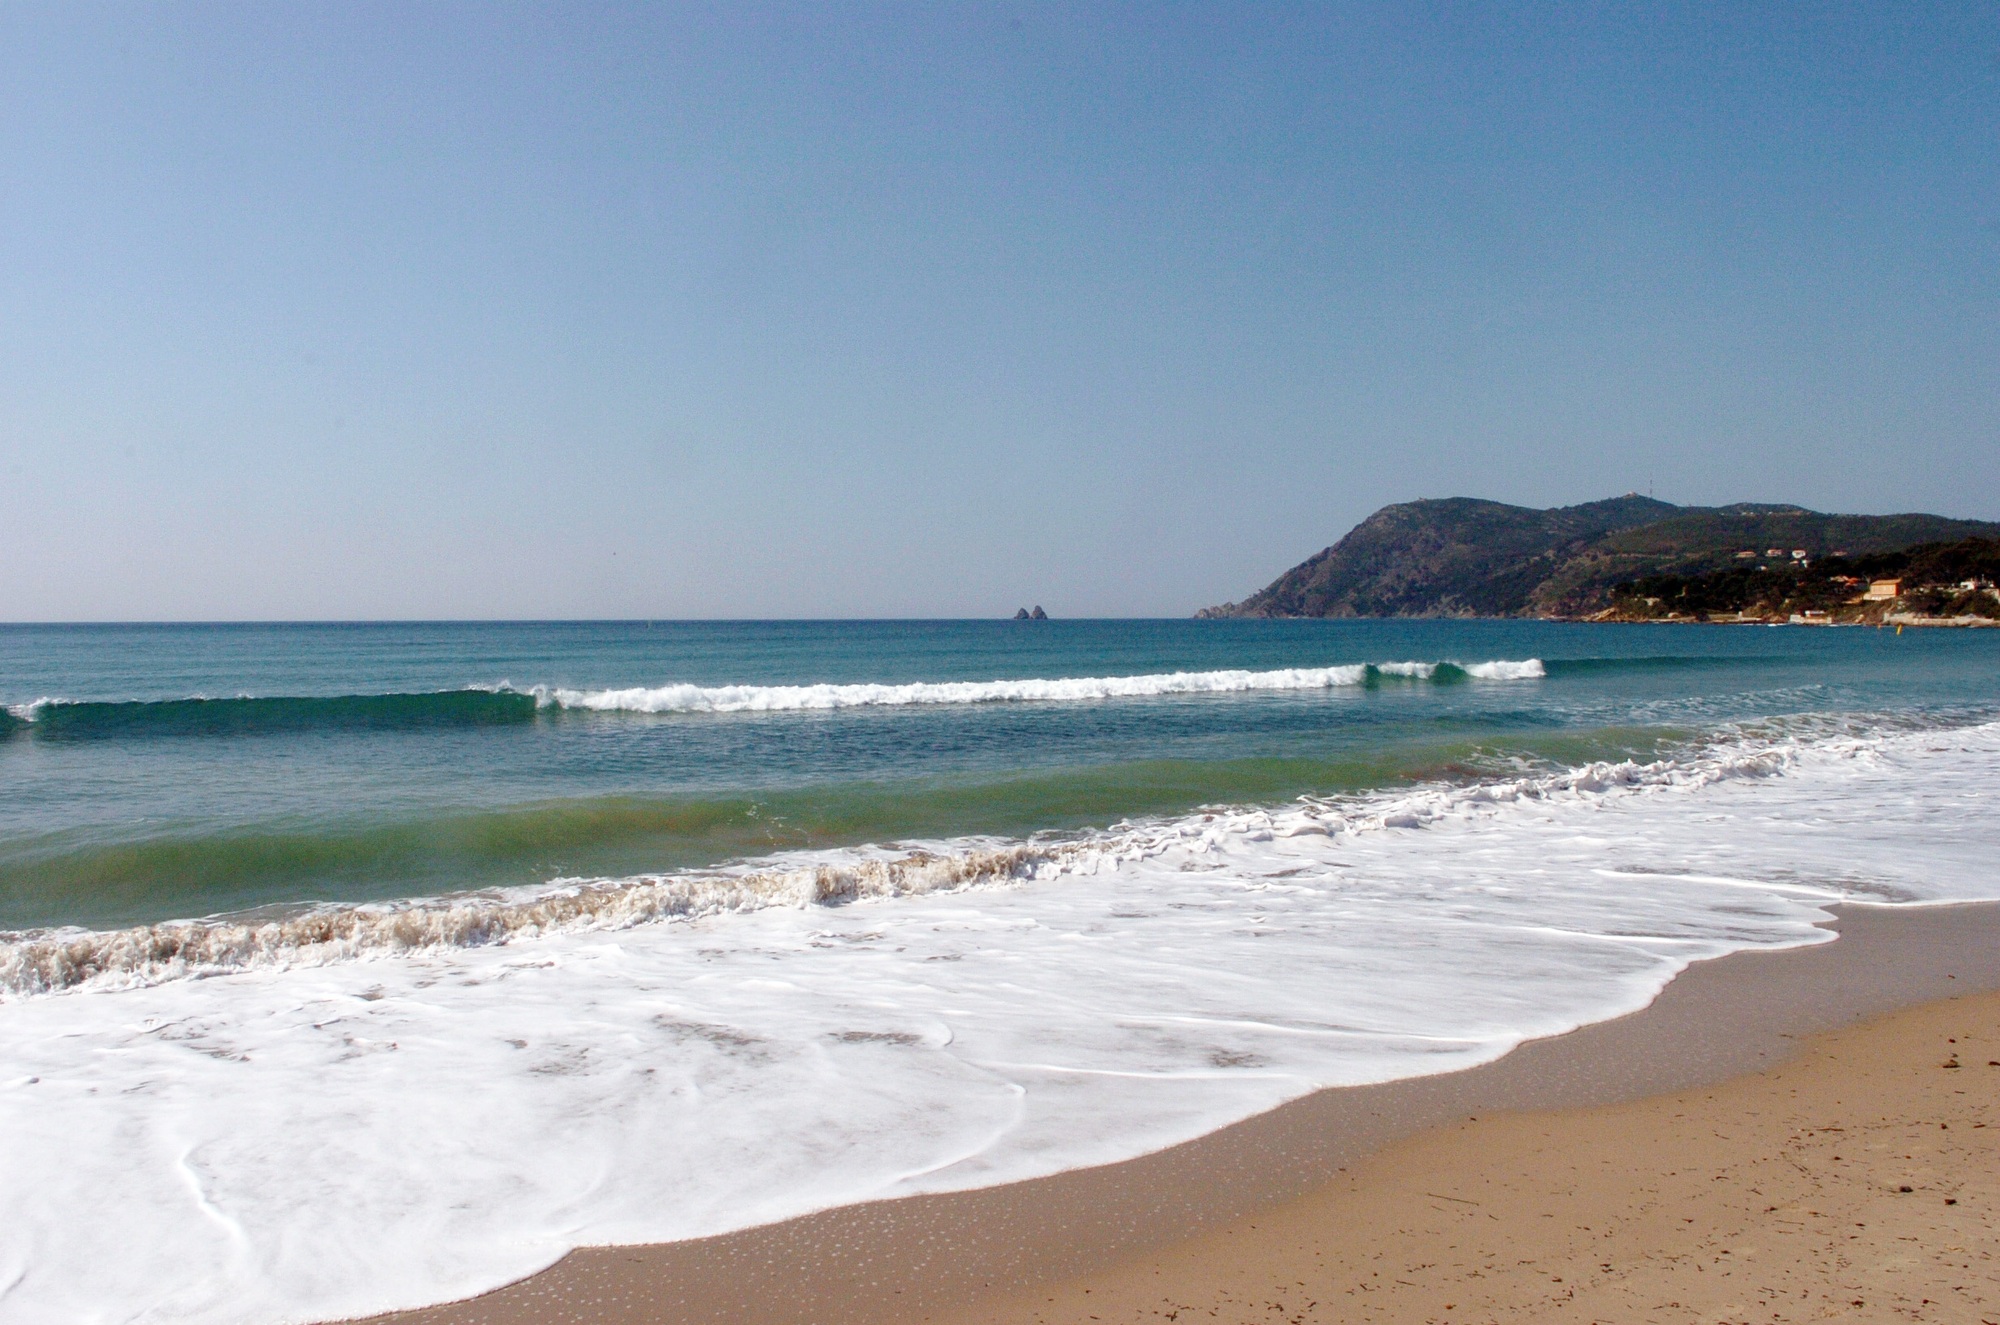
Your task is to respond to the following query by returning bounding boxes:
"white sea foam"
[0,845,1056,997]
[1,661,1546,726]
[1458,658,1547,680]
[0,706,1767,1000]
[0,719,1995,1325]
[536,659,1545,713]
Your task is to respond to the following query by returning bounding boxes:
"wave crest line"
[0,726,1818,1001]
[540,659,1546,714]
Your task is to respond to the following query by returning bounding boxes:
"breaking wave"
[1,662,1546,738]
[0,725,1795,999]
[538,659,1547,714]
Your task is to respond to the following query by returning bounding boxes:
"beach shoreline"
[941,963,1999,1324]
[365,900,2000,1325]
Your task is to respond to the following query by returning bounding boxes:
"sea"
[2,619,1998,1323]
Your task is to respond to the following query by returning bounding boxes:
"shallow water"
[1,620,1996,1322]
[4,619,1993,931]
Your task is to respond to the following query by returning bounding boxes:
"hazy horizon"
[2,486,1995,624]
[4,4,1995,621]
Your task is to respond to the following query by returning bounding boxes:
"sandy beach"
[367,901,2000,1325]
[938,969,1998,1324]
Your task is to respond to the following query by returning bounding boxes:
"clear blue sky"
[3,3,1994,619]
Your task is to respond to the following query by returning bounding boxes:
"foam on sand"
[0,719,1994,1325]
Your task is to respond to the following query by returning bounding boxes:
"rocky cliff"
[1198,497,2000,619]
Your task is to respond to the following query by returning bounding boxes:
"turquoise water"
[3,619,1996,931]
[7,618,2000,1325]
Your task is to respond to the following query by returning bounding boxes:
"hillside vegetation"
[1198,497,2000,620]
[1606,537,2000,623]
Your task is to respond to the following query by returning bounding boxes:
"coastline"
[940,969,1999,1323]
[365,901,2000,1325]
[1576,613,1998,628]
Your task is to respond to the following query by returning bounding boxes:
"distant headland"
[1197,496,2000,625]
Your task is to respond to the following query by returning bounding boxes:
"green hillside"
[1605,537,2000,623]
[1199,498,2000,619]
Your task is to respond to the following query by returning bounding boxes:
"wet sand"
[937,970,1999,1323]
[367,902,2000,1325]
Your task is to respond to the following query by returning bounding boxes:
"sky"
[2,3,1995,620]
